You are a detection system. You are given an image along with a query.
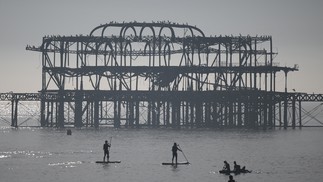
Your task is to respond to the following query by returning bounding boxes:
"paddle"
[178,144,189,164]
[105,137,112,162]
[108,137,112,152]
[108,137,112,154]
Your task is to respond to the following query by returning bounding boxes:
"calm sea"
[1,126,323,182]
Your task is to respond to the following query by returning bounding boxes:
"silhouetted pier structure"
[2,22,322,129]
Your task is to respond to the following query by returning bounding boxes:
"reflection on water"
[0,127,323,182]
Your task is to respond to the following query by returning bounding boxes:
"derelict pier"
[19,22,319,129]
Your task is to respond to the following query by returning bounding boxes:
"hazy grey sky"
[0,0,322,93]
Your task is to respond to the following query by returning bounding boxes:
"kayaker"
[223,160,231,172]
[233,161,241,172]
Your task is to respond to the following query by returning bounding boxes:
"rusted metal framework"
[25,21,302,129]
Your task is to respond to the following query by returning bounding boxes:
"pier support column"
[49,102,54,127]
[166,101,170,127]
[114,100,121,128]
[292,97,296,129]
[228,102,233,127]
[40,99,46,127]
[212,102,218,127]
[185,101,189,127]
[135,101,140,128]
[128,101,134,128]
[283,99,288,129]
[268,95,273,128]
[11,99,18,127]
[278,102,282,127]
[171,101,180,128]
[57,100,65,128]
[299,101,302,128]
[248,102,253,128]
[253,102,259,128]
[196,101,203,127]
[94,100,99,128]
[205,102,211,127]
[283,71,288,129]
[171,102,176,128]
[156,101,161,127]
[190,102,194,128]
[147,102,151,127]
[74,92,83,127]
[272,102,276,128]
[151,101,157,127]
[237,102,242,127]
[263,95,268,130]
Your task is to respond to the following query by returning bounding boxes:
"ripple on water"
[48,161,83,168]
[0,150,52,159]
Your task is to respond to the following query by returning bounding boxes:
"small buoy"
[67,129,72,135]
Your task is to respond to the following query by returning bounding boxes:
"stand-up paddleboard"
[162,162,190,165]
[96,161,121,164]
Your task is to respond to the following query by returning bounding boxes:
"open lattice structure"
[25,21,300,128]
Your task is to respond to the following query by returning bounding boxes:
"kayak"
[219,169,251,174]
[96,161,121,164]
[162,162,190,165]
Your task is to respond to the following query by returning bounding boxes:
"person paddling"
[171,142,182,164]
[233,161,241,173]
[223,160,231,172]
[103,140,111,162]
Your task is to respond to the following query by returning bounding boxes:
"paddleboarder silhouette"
[103,140,111,162]
[171,142,182,164]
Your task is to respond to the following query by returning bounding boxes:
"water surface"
[1,127,323,182]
